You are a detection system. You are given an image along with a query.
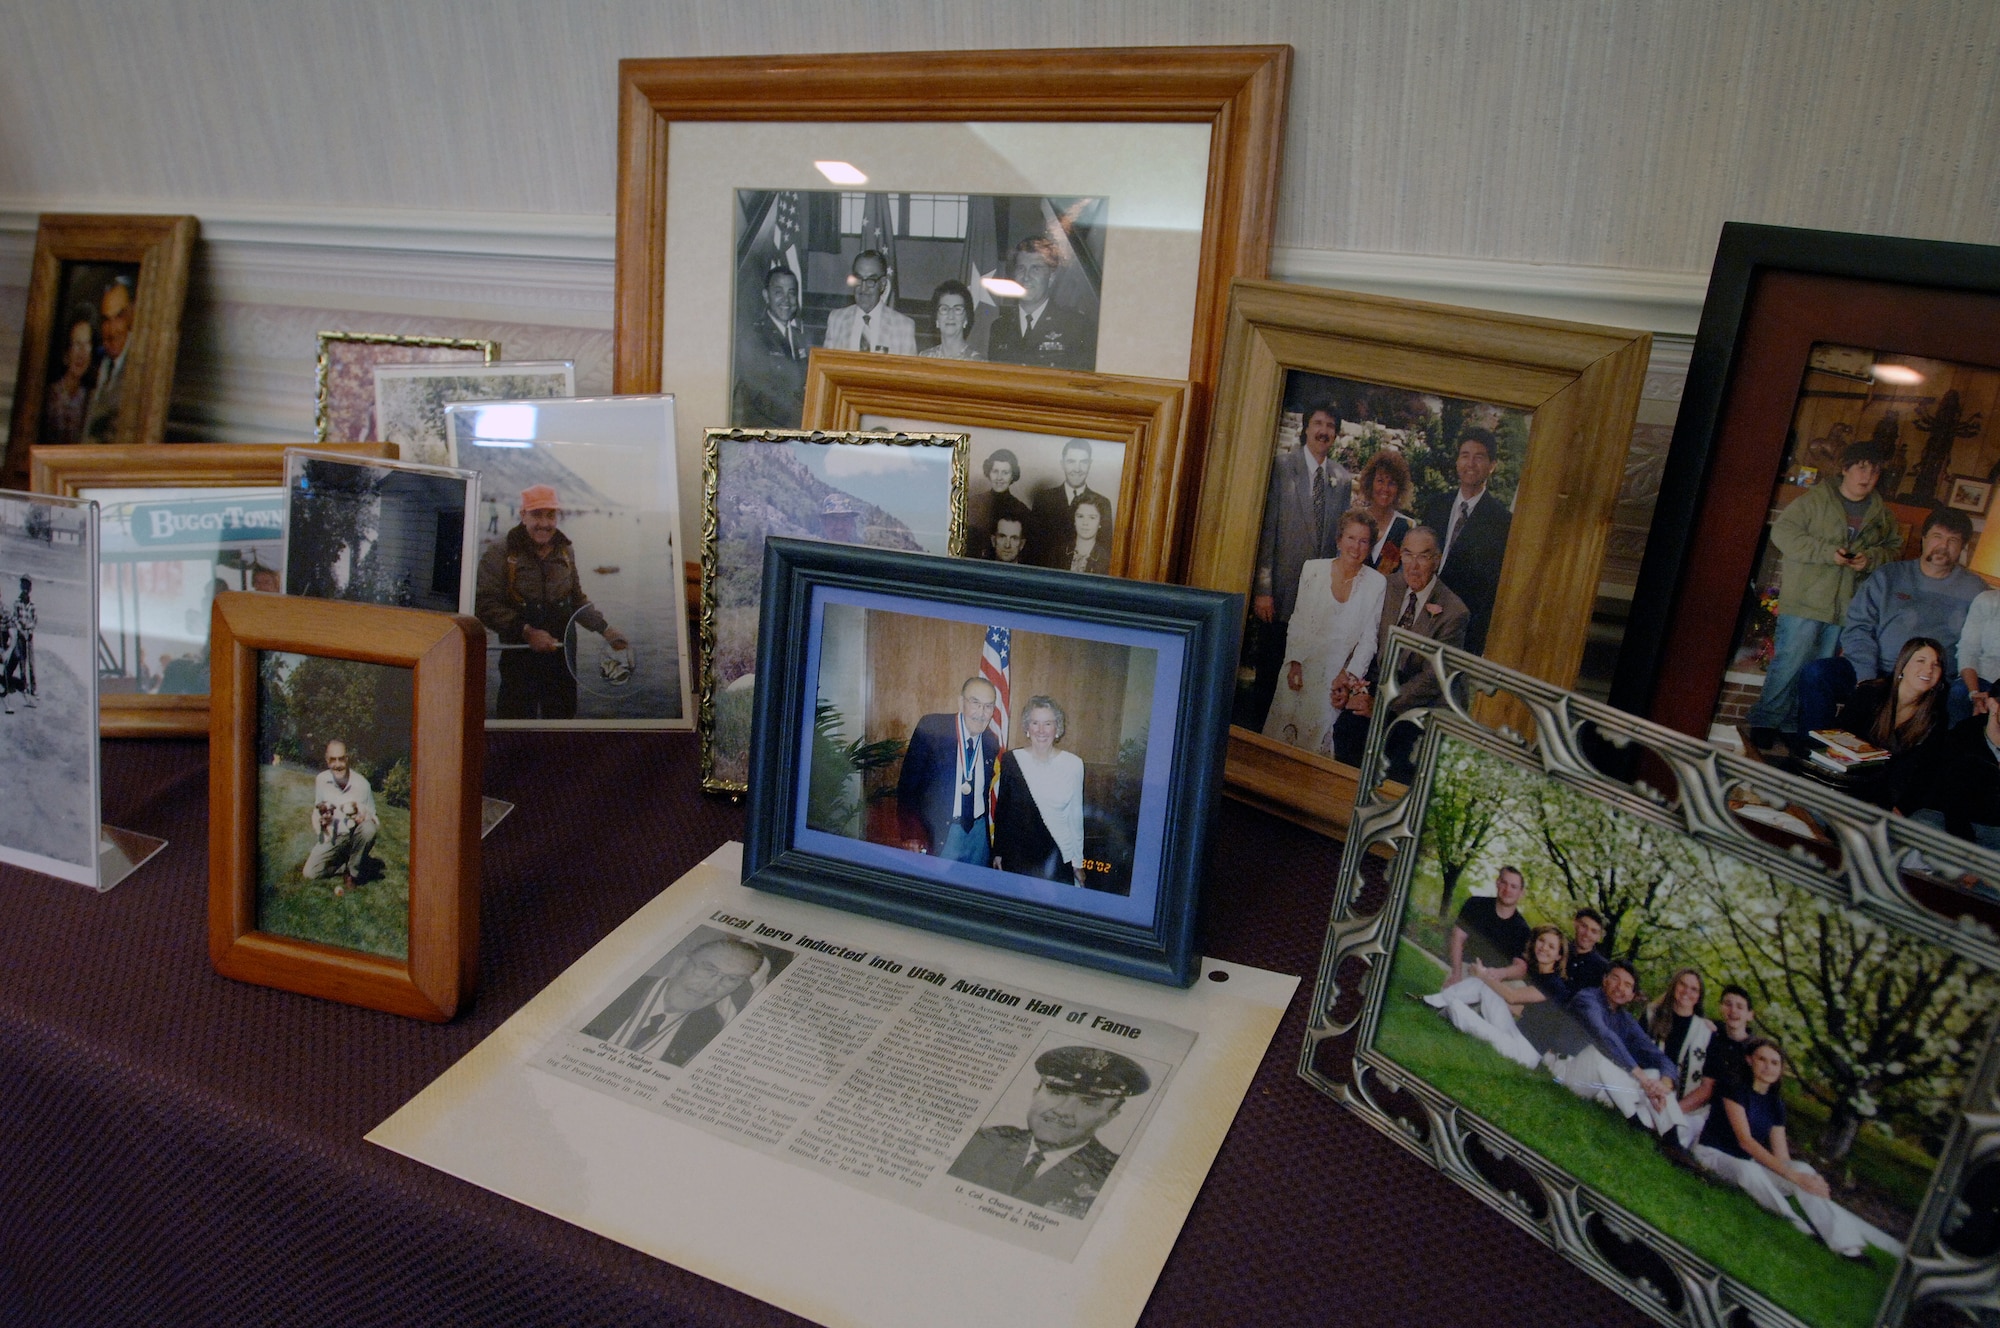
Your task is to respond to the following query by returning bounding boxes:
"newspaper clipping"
[538,908,1194,1260]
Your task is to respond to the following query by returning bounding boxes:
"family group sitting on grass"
[1419,865,1895,1261]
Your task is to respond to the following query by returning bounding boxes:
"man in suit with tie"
[984,237,1096,371]
[822,249,917,356]
[1025,439,1114,570]
[1247,400,1352,729]
[947,1045,1151,1219]
[581,935,770,1067]
[1330,524,1470,774]
[83,275,136,442]
[896,677,1002,865]
[1417,428,1512,654]
[731,265,811,428]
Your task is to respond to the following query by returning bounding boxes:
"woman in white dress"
[1262,509,1386,754]
[993,696,1086,885]
[918,281,985,361]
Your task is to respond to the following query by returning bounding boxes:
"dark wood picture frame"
[31,442,396,737]
[6,213,197,484]
[801,349,1192,582]
[1610,223,2000,738]
[1182,280,1651,837]
[208,592,484,1021]
[742,537,1240,986]
[614,45,1291,558]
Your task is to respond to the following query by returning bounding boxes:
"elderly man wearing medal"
[896,677,1004,865]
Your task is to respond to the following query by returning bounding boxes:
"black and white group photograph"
[731,190,1108,428]
[0,493,98,881]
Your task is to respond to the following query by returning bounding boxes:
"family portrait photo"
[372,361,575,467]
[862,413,1126,574]
[1371,731,2000,1328]
[89,485,283,698]
[253,650,415,960]
[1236,368,1530,773]
[705,432,961,788]
[283,453,477,616]
[0,494,97,880]
[730,189,1108,429]
[803,601,1157,901]
[580,925,796,1070]
[1707,345,2000,864]
[36,260,142,446]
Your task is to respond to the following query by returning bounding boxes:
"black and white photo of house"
[282,453,479,614]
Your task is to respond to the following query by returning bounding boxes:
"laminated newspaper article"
[540,909,1193,1260]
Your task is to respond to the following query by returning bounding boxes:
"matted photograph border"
[1181,279,1652,838]
[801,349,1191,581]
[1609,224,2000,740]
[208,592,483,1022]
[5,212,197,484]
[30,442,396,737]
[1305,631,2000,1328]
[613,45,1291,549]
[742,537,1240,987]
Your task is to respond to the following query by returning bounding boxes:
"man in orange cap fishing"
[474,484,629,718]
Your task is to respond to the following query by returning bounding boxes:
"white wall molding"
[1,200,1699,444]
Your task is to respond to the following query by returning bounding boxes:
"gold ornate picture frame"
[801,349,1190,581]
[1182,280,1651,836]
[314,331,498,444]
[6,213,197,484]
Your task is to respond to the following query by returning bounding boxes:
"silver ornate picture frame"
[1304,629,2000,1328]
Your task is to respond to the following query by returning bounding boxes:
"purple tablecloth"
[0,734,1644,1327]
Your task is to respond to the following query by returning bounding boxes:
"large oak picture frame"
[1608,223,2000,739]
[801,349,1191,581]
[1183,280,1651,837]
[614,45,1290,550]
[31,442,396,737]
[209,592,483,1022]
[6,213,197,483]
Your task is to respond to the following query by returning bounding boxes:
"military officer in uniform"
[984,237,1096,371]
[474,485,629,719]
[946,1045,1152,1218]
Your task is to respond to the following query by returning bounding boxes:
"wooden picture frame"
[6,213,197,484]
[208,592,483,1022]
[1182,280,1651,837]
[1609,224,2000,739]
[614,45,1291,550]
[315,331,499,444]
[743,538,1239,986]
[31,442,396,737]
[801,349,1191,581]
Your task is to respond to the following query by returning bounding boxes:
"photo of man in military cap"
[946,1044,1153,1219]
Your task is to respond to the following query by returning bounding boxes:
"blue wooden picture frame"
[742,538,1240,986]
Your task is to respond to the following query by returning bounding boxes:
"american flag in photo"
[982,626,1011,748]
[772,192,803,286]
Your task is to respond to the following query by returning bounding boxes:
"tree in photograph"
[1529,778,1703,968]
[1422,742,1517,920]
[1705,872,1999,1166]
[289,462,380,599]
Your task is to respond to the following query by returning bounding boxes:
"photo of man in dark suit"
[1330,523,1470,774]
[984,237,1096,371]
[730,265,810,428]
[1416,427,1512,655]
[895,676,1001,864]
[947,1045,1152,1219]
[581,934,781,1067]
[1247,400,1351,729]
[1025,439,1113,571]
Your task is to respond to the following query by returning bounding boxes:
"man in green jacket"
[1746,438,1900,754]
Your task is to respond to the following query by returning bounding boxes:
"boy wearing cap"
[474,485,629,719]
[946,1045,1151,1218]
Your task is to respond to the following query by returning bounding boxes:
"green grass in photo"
[1376,938,1894,1328]
[256,762,411,960]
